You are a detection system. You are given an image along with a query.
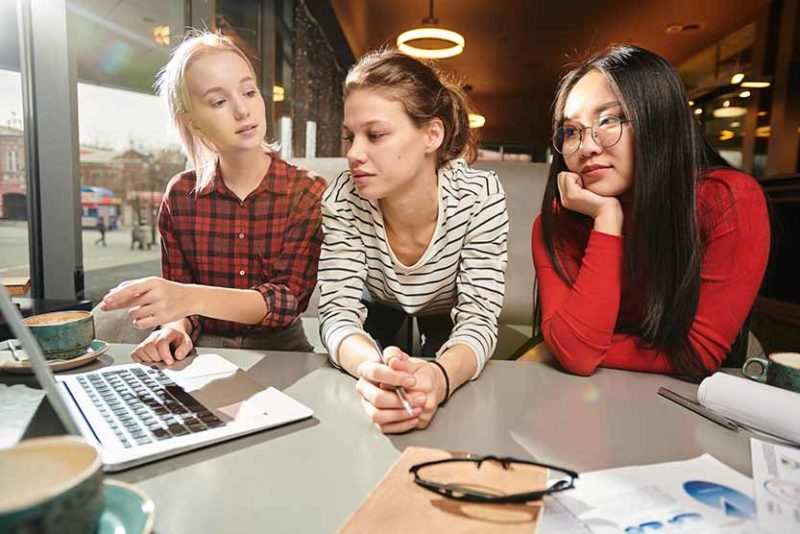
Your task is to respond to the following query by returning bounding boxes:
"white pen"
[370,338,415,417]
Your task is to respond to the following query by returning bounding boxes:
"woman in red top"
[531,45,769,379]
[100,32,325,364]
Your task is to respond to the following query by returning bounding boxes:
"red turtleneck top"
[531,168,770,376]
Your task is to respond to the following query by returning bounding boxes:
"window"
[5,150,19,172]
[67,0,186,303]
[0,0,30,287]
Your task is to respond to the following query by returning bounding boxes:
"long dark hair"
[541,45,732,379]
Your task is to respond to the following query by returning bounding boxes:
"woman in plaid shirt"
[100,32,325,363]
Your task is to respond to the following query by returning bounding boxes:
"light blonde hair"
[155,30,277,191]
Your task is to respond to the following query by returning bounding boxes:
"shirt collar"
[194,153,289,198]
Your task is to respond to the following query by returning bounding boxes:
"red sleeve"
[531,217,623,375]
[250,177,325,328]
[531,171,770,376]
[601,173,769,374]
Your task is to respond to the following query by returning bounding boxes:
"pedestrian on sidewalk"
[94,216,107,246]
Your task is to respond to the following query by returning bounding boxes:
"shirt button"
[238,233,245,239]
[239,269,246,276]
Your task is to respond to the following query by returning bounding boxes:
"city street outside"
[0,221,160,304]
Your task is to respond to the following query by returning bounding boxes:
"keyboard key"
[186,421,206,433]
[167,423,188,436]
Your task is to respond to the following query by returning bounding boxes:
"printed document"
[556,454,758,533]
[751,437,800,534]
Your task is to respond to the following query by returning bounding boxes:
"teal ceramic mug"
[742,352,800,394]
[0,436,104,534]
[22,310,95,360]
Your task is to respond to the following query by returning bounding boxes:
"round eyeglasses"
[553,114,631,155]
[409,455,578,504]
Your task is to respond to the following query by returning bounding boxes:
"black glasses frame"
[409,455,579,504]
[552,115,631,155]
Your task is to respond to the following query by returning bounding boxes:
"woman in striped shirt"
[318,50,509,433]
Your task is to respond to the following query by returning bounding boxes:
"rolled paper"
[697,372,800,445]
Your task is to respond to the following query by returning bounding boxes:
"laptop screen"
[0,288,82,436]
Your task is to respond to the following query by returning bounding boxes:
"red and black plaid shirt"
[158,156,326,341]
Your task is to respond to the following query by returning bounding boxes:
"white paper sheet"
[161,353,276,419]
[750,437,800,534]
[556,455,759,533]
[0,384,45,449]
[162,353,240,389]
[539,496,593,533]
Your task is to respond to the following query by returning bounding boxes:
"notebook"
[339,447,545,533]
[0,287,313,472]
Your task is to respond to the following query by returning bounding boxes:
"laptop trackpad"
[163,354,272,423]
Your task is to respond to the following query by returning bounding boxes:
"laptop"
[0,288,313,472]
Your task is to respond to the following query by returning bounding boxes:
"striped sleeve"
[317,174,369,367]
[438,175,509,377]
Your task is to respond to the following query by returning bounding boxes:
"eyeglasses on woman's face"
[553,114,631,155]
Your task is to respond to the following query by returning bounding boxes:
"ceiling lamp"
[468,113,485,129]
[739,90,751,98]
[713,105,747,118]
[740,75,771,88]
[712,99,746,118]
[397,0,465,59]
[730,72,745,85]
[153,25,170,46]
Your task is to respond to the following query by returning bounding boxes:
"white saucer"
[0,339,110,374]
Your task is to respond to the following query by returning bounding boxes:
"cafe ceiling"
[330,0,770,146]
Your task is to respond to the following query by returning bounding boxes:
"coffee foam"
[0,439,99,512]
[22,311,90,327]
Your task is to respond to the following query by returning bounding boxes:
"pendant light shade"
[397,1,464,59]
[468,113,486,129]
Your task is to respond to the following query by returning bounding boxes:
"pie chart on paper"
[682,480,755,519]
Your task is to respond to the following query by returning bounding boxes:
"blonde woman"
[101,32,325,363]
[318,50,509,433]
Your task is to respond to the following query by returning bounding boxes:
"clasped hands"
[355,346,446,434]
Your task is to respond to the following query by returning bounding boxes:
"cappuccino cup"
[22,310,95,360]
[0,436,104,534]
[742,352,800,394]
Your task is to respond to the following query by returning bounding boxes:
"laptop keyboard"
[76,367,225,449]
